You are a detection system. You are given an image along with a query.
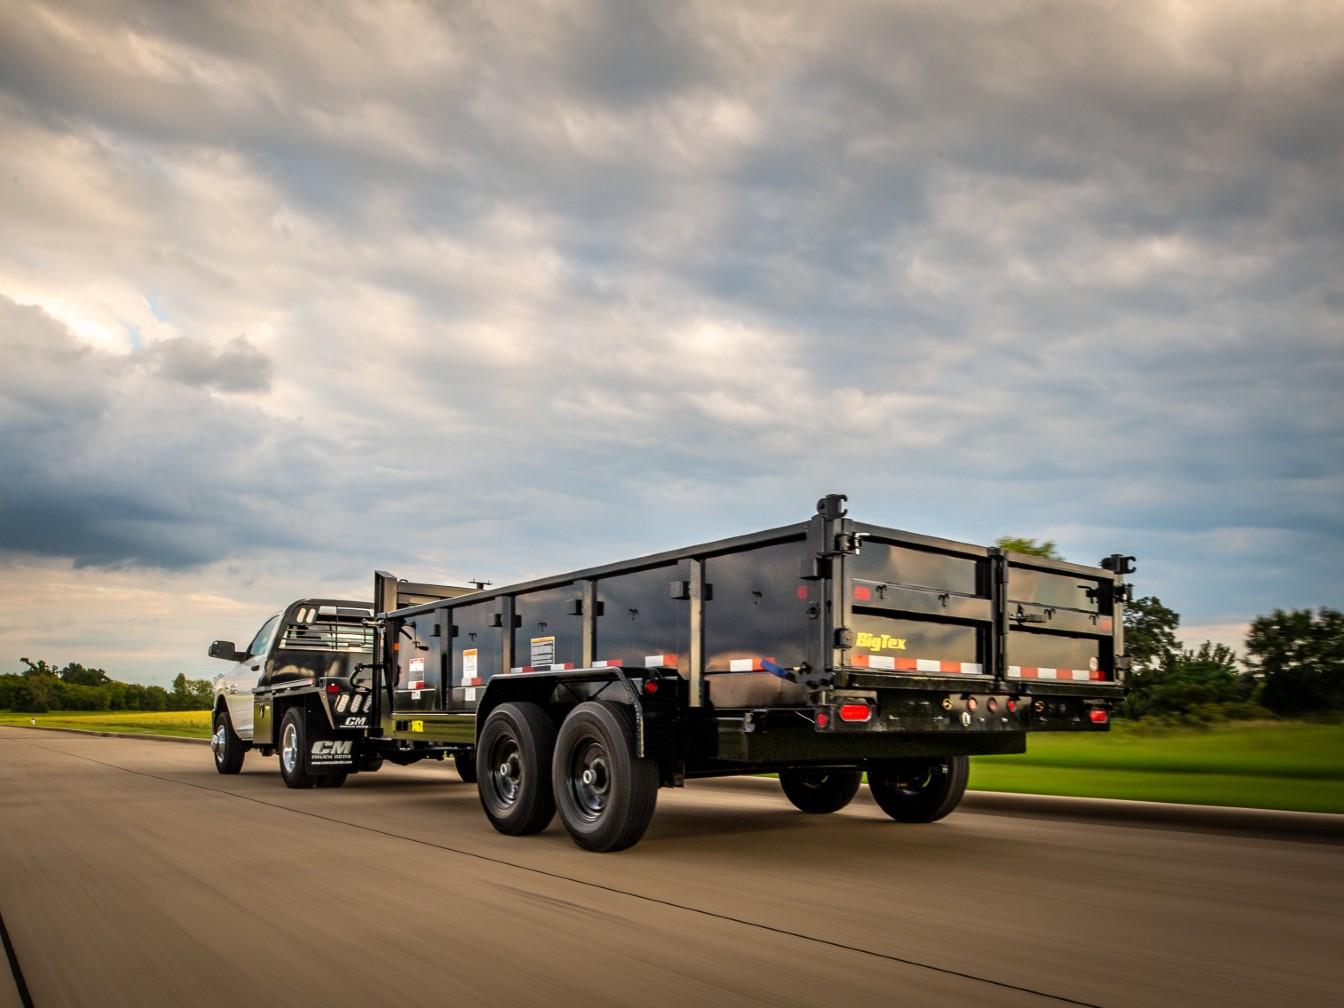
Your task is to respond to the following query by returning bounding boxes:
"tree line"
[1000,537,1343,723]
[0,658,213,714]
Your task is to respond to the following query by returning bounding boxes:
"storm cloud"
[0,0,1340,681]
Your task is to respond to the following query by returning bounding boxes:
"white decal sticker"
[409,657,425,674]
[463,648,478,682]
[530,635,555,667]
[464,687,477,702]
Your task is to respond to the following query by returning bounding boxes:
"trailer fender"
[477,668,650,758]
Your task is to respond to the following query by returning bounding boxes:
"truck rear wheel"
[454,751,477,784]
[211,709,245,775]
[279,708,317,789]
[553,702,658,852]
[779,768,862,814]
[868,756,969,823]
[477,702,556,835]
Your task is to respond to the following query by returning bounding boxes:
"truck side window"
[247,615,282,657]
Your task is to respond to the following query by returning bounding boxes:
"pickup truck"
[209,494,1133,850]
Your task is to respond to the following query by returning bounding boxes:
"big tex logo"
[855,632,907,653]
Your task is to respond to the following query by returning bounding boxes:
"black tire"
[868,756,969,823]
[356,753,384,773]
[454,751,478,783]
[779,768,862,814]
[553,701,658,852]
[476,702,556,835]
[316,772,348,788]
[211,708,245,775]
[278,708,317,789]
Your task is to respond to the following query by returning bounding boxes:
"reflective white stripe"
[915,659,942,673]
[593,660,622,668]
[643,654,677,668]
[1007,666,1097,680]
[961,663,984,675]
[867,656,897,671]
[729,658,756,672]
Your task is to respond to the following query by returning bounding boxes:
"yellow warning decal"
[855,632,907,653]
[410,720,425,733]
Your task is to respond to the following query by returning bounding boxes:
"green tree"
[1248,608,1344,716]
[996,536,1061,559]
[13,675,57,713]
[58,662,111,687]
[1125,641,1255,719]
[0,673,20,709]
[1124,596,1181,672]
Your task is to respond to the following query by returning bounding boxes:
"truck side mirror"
[208,640,243,661]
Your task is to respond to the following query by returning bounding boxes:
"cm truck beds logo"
[855,632,907,653]
[311,739,353,763]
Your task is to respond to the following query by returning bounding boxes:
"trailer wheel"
[867,756,969,823]
[278,708,317,789]
[211,709,245,775]
[454,751,477,784]
[553,702,658,852]
[779,768,862,814]
[477,702,556,835]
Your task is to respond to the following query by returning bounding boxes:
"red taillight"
[838,703,872,723]
[853,585,872,601]
[816,711,830,728]
[1007,699,1017,713]
[1090,709,1109,724]
[326,683,340,694]
[643,679,658,695]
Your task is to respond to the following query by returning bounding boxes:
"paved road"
[1,727,1340,1008]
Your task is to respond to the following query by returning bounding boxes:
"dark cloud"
[148,335,272,392]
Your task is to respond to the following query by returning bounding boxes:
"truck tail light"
[326,683,340,694]
[1089,708,1108,724]
[335,693,350,713]
[816,711,830,728]
[838,703,872,723]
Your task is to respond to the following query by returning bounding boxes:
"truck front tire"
[279,708,317,789]
[553,702,658,852]
[477,702,556,835]
[867,755,969,823]
[212,709,245,775]
[779,768,862,814]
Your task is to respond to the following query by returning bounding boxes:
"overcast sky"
[1,0,1341,687]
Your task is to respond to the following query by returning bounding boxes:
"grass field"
[971,721,1344,814]
[0,709,213,738]
[3,711,1342,813]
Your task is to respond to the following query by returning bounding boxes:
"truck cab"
[208,599,378,782]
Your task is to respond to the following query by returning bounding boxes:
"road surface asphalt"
[0,726,1339,1007]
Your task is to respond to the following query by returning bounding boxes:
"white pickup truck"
[208,597,472,786]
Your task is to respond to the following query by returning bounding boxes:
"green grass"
[0,709,213,738]
[971,721,1344,814]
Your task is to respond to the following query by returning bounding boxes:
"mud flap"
[305,737,354,773]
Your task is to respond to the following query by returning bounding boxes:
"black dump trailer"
[359,494,1133,851]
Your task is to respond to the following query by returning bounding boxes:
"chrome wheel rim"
[282,722,299,775]
[211,722,226,763]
